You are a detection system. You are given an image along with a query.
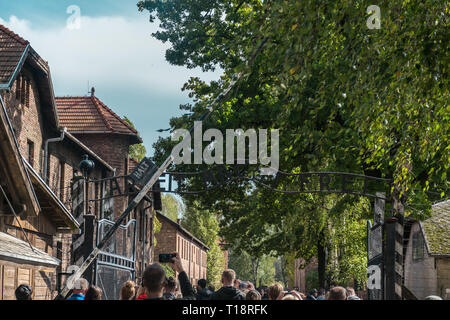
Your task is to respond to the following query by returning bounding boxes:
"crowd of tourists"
[13,252,443,301]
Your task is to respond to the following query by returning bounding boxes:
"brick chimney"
[91,87,95,97]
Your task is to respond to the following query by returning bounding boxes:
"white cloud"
[0,14,220,96]
[0,14,222,155]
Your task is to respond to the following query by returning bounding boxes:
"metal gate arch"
[85,165,404,300]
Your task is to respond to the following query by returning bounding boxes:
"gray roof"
[0,231,60,267]
[421,200,450,257]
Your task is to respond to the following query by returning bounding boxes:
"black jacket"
[145,271,196,300]
[196,288,212,300]
[210,286,246,300]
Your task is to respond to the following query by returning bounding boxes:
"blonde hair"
[268,283,283,300]
[222,269,236,285]
[120,281,136,300]
[282,294,299,300]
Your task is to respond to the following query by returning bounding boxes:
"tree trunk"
[317,230,327,289]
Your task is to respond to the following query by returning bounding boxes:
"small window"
[27,140,35,168]
[15,76,21,100]
[16,75,30,107]
[59,160,65,200]
[25,77,30,107]
[412,231,424,261]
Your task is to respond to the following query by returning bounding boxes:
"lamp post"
[79,155,96,285]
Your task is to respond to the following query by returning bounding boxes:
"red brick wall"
[2,67,46,175]
[154,219,207,284]
[294,257,318,293]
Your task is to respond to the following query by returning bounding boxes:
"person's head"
[282,294,299,300]
[164,276,178,294]
[239,281,249,290]
[327,286,347,300]
[233,278,240,288]
[143,264,166,297]
[246,290,261,300]
[222,269,236,287]
[346,287,356,297]
[15,284,32,300]
[120,281,136,300]
[318,288,326,297]
[268,283,283,300]
[310,288,318,297]
[198,279,207,290]
[208,284,215,292]
[85,286,103,300]
[425,295,442,300]
[72,278,89,296]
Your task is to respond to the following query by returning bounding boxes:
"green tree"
[140,0,449,289]
[181,202,225,288]
[123,116,147,161]
[228,248,277,287]
[160,194,183,222]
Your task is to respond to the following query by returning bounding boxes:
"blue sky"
[0,0,220,157]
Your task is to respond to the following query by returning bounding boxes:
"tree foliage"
[160,194,183,221]
[139,0,449,287]
[123,116,147,161]
[181,202,225,288]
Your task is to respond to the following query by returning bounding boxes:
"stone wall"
[404,223,438,299]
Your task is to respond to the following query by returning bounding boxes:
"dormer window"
[412,231,424,261]
[15,74,30,107]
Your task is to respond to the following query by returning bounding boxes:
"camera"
[159,253,176,263]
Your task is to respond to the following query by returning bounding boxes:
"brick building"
[154,212,208,284]
[403,200,450,300]
[218,238,229,270]
[0,24,159,300]
[0,24,91,299]
[55,92,159,298]
[293,258,318,292]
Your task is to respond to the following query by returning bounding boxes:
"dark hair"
[239,281,249,290]
[198,279,207,289]
[85,286,103,300]
[208,285,215,292]
[15,285,32,300]
[143,264,166,293]
[318,288,326,295]
[165,276,177,291]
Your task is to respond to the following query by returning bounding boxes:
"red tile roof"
[55,96,141,139]
[0,24,29,84]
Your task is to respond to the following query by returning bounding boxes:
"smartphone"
[159,253,176,263]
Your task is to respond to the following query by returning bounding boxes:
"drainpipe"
[43,127,67,183]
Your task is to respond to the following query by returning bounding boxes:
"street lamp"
[79,155,95,180]
[78,155,96,285]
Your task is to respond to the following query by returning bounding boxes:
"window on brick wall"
[15,76,21,100]
[59,160,65,201]
[25,77,30,107]
[16,75,30,107]
[27,140,34,168]
[412,231,424,261]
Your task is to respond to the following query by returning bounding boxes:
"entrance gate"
[69,161,404,300]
